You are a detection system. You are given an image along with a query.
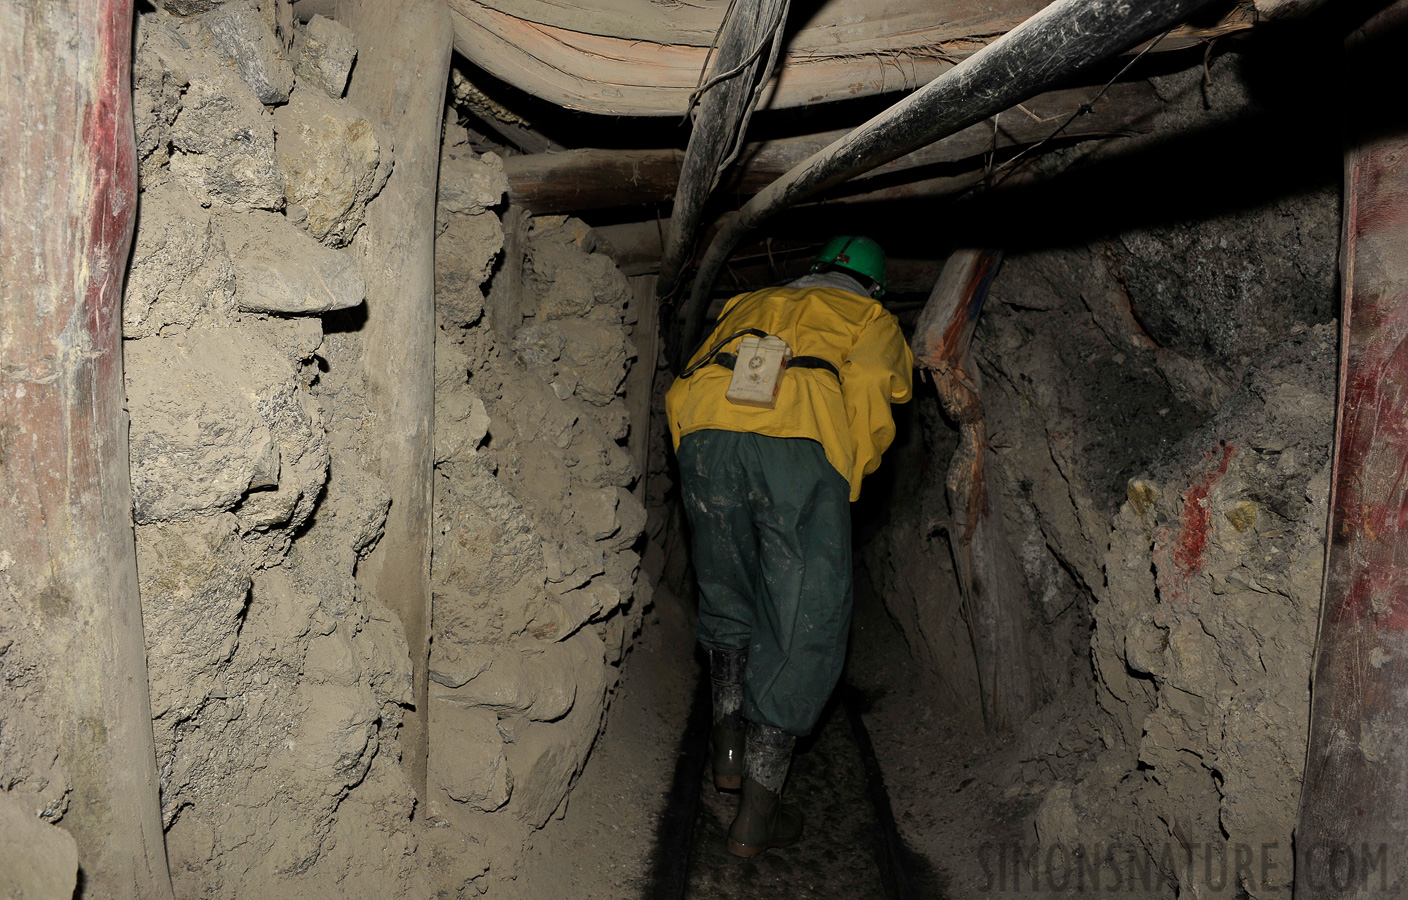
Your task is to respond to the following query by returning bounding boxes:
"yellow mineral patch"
[1127,479,1159,515]
[1225,501,1258,532]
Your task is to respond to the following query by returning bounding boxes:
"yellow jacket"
[666,285,914,501]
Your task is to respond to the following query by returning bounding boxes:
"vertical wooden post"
[1297,4,1408,895]
[338,0,454,801]
[627,276,660,500]
[912,249,1036,732]
[657,0,788,306]
[487,205,530,343]
[0,1,173,895]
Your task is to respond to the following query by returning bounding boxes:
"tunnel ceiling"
[446,0,1257,116]
[415,0,1297,299]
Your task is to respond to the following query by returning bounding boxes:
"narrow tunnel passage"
[2,2,1382,898]
[663,579,944,900]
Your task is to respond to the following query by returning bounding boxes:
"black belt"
[713,351,840,378]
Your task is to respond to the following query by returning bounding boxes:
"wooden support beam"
[1296,3,1408,894]
[504,82,1157,215]
[338,0,455,803]
[1253,0,1333,20]
[0,1,173,895]
[486,205,530,341]
[684,0,1224,356]
[446,0,1253,117]
[655,0,790,298]
[596,221,945,293]
[625,276,659,500]
[912,249,1037,732]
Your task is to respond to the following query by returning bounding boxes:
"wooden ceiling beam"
[448,0,1253,117]
[503,81,1157,215]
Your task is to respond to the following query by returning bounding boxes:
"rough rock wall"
[1053,324,1334,898]
[856,396,984,718]
[987,57,1339,899]
[122,6,430,896]
[426,129,649,897]
[860,51,1340,899]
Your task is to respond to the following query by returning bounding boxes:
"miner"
[665,235,914,857]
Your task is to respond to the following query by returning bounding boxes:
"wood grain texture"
[504,83,1156,215]
[912,249,1037,732]
[338,0,456,803]
[447,0,1252,116]
[0,1,173,894]
[1297,3,1408,895]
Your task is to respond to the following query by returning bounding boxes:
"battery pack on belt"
[712,352,840,378]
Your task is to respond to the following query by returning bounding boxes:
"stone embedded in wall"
[573,486,621,542]
[513,319,634,407]
[1042,324,1336,899]
[435,151,509,329]
[427,146,648,892]
[292,15,357,99]
[434,380,490,468]
[562,321,634,406]
[123,181,237,337]
[609,488,647,550]
[133,15,192,183]
[232,371,330,561]
[155,0,229,14]
[274,86,393,247]
[432,458,549,646]
[125,323,328,541]
[503,630,609,829]
[198,2,295,105]
[433,639,580,721]
[525,226,630,322]
[429,705,513,812]
[543,537,606,592]
[0,791,77,900]
[0,690,70,827]
[167,42,286,211]
[127,329,281,524]
[223,210,366,314]
[293,683,379,781]
[136,515,251,796]
[120,6,432,893]
[159,566,392,895]
[316,459,395,566]
[439,150,510,218]
[548,580,623,640]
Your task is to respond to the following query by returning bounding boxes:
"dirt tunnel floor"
[684,691,893,898]
[517,543,1026,900]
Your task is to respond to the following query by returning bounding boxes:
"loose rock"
[123,181,236,337]
[199,2,295,105]
[223,210,366,314]
[274,86,393,247]
[168,49,285,210]
[293,15,357,99]
[0,792,78,900]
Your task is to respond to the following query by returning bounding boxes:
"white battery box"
[725,334,793,409]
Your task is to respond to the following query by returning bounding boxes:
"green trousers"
[678,429,853,736]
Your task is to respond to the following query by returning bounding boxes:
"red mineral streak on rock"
[1172,443,1236,579]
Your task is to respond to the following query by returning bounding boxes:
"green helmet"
[810,235,887,296]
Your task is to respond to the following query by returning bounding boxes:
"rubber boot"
[709,648,747,791]
[727,721,803,858]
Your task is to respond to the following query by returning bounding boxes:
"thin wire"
[713,0,792,184]
[682,0,742,125]
[688,1,787,114]
[983,25,1175,189]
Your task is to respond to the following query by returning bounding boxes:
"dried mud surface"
[2,6,650,894]
[855,52,1340,897]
